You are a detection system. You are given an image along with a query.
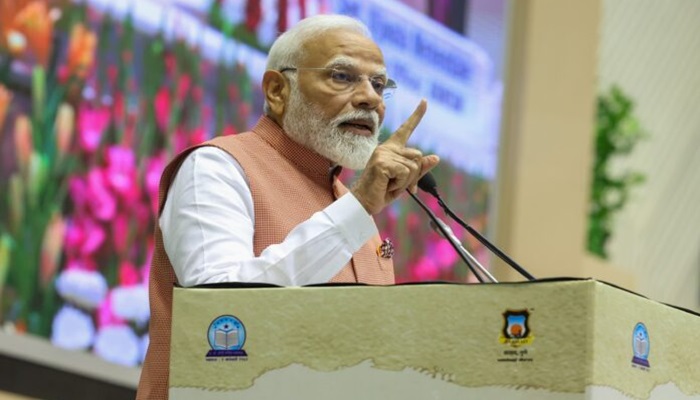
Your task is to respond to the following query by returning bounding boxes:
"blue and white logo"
[631,322,650,368]
[206,315,248,359]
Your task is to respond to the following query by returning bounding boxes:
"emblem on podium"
[631,322,650,369]
[499,309,534,347]
[206,315,248,359]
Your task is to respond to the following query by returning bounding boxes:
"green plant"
[587,85,646,259]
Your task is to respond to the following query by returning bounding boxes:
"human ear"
[262,70,289,118]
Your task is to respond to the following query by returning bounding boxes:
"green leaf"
[587,85,648,259]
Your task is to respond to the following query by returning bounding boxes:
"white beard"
[282,87,380,170]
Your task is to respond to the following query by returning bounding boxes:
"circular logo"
[632,322,650,360]
[207,315,246,351]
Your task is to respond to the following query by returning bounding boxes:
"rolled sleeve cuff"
[324,192,378,251]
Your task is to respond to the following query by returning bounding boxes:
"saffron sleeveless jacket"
[136,116,394,399]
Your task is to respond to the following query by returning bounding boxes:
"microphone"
[418,172,440,197]
[418,173,536,281]
[406,190,490,283]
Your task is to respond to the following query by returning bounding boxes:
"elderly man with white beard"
[137,14,439,399]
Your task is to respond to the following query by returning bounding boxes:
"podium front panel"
[169,280,700,399]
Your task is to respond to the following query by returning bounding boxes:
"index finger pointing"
[386,99,427,146]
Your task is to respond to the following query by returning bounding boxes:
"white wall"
[598,0,700,312]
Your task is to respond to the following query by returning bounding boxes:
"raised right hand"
[351,99,440,215]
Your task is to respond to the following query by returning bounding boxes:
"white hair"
[263,15,372,115]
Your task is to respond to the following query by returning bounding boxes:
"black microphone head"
[418,173,439,197]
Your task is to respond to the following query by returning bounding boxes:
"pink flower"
[87,168,116,221]
[79,218,105,255]
[97,292,125,328]
[410,256,439,281]
[431,239,459,269]
[154,87,170,132]
[112,213,130,254]
[145,154,165,194]
[119,261,140,286]
[106,146,138,200]
[65,216,106,257]
[64,221,84,257]
[176,74,191,102]
[65,257,98,272]
[56,65,70,84]
[132,202,151,231]
[221,125,238,136]
[173,129,188,153]
[78,105,110,153]
[164,53,176,76]
[448,220,463,241]
[65,215,107,257]
[68,176,88,213]
[188,127,207,146]
[425,196,441,214]
[112,91,125,126]
[146,154,166,213]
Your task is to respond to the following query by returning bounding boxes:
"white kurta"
[160,146,377,287]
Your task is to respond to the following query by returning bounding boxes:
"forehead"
[300,29,385,71]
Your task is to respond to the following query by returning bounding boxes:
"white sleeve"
[159,146,377,287]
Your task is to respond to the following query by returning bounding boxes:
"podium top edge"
[185,276,591,290]
[178,278,700,318]
[187,276,593,290]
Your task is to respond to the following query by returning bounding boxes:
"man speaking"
[137,14,439,399]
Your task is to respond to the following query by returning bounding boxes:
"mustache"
[331,110,380,130]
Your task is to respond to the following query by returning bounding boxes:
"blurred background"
[0,0,698,399]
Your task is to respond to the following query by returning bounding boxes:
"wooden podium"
[168,279,700,399]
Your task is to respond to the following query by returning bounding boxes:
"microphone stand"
[429,191,536,281]
[407,190,495,283]
[416,173,535,281]
[429,219,498,283]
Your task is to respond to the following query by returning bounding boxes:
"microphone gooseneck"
[418,173,536,281]
[428,220,498,283]
[407,190,491,283]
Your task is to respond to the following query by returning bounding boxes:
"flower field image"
[0,0,493,366]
